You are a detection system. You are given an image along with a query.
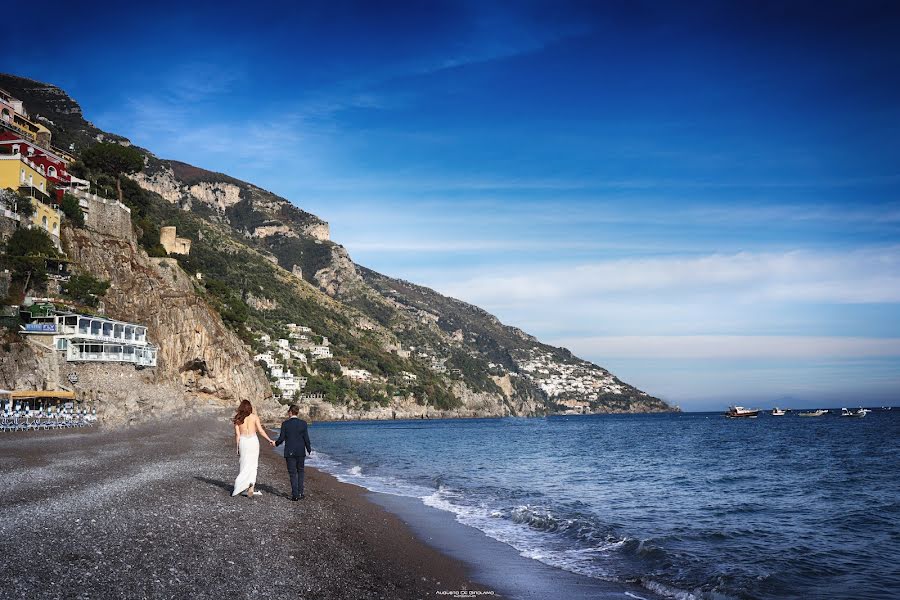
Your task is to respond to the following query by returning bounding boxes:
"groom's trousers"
[286,455,305,497]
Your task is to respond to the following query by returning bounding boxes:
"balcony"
[66,341,157,367]
[75,316,148,345]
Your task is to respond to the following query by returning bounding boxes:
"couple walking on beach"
[231,400,312,501]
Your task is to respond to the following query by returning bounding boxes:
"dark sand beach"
[0,417,491,599]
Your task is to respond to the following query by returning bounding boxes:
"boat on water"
[771,407,788,416]
[725,405,761,418]
[798,409,829,417]
[841,408,870,418]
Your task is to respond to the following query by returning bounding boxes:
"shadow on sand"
[194,476,290,499]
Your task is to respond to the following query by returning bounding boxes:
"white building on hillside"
[310,345,332,359]
[254,352,276,367]
[343,368,372,382]
[275,372,307,398]
[20,311,157,367]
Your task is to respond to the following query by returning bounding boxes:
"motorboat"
[725,405,761,418]
[841,408,870,418]
[771,407,788,416]
[798,409,829,417]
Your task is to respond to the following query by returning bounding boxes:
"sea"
[306,410,900,600]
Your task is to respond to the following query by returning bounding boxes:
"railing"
[67,188,131,213]
[66,343,157,367]
[74,329,148,344]
[1,207,20,222]
[0,119,37,142]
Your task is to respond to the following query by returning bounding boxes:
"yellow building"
[0,154,60,245]
[32,199,61,239]
[9,114,51,147]
[0,154,49,197]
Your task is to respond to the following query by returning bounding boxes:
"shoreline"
[282,408,680,426]
[0,417,494,599]
[364,490,665,600]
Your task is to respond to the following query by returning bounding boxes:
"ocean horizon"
[306,410,900,600]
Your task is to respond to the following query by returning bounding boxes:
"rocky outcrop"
[295,380,538,422]
[132,168,184,205]
[132,167,244,213]
[314,245,364,297]
[25,225,284,424]
[0,336,60,393]
[189,181,242,212]
[302,221,330,242]
[253,224,297,238]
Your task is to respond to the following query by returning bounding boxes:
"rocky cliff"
[0,218,282,425]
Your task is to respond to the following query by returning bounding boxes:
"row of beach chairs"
[0,405,97,432]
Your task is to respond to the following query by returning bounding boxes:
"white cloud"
[344,238,680,253]
[437,247,900,306]
[550,335,900,360]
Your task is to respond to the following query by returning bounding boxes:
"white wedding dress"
[232,434,260,496]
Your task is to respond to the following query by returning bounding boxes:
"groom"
[274,404,312,501]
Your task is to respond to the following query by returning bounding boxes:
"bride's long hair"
[233,400,253,425]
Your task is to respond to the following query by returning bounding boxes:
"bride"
[232,400,275,497]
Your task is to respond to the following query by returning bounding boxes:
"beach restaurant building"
[21,312,158,367]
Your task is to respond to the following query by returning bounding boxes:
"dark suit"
[274,417,312,498]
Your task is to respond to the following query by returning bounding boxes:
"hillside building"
[0,88,58,149]
[160,226,191,255]
[20,309,158,367]
[0,131,89,195]
[310,345,332,359]
[342,367,372,382]
[0,154,62,248]
[32,199,61,241]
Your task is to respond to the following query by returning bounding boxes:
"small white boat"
[841,408,870,418]
[725,405,760,418]
[798,409,829,417]
[771,407,787,416]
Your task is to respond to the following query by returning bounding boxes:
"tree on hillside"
[68,160,88,180]
[64,274,110,307]
[60,193,85,227]
[2,227,58,291]
[81,143,144,203]
[10,191,35,218]
[4,227,57,258]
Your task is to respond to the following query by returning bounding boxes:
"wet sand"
[0,417,493,599]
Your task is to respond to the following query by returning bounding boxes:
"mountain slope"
[0,73,676,417]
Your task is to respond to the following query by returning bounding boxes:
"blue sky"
[4,1,900,409]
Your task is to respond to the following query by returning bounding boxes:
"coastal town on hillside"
[515,348,649,413]
[251,322,446,403]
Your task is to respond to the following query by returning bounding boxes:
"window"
[48,166,57,178]
[53,222,58,234]
[12,144,19,154]
[1,108,9,121]
[41,216,48,228]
